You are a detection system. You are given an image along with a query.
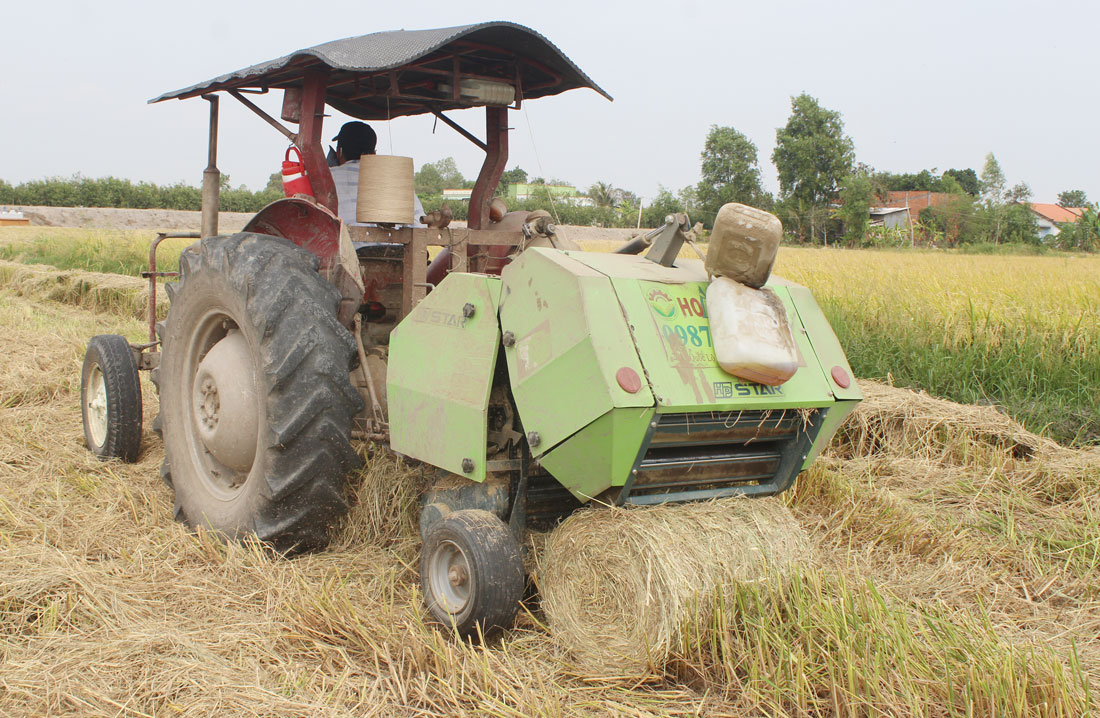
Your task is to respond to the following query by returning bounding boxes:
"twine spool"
[357,155,414,224]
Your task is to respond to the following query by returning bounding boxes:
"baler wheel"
[421,509,524,637]
[80,334,142,462]
[158,233,362,553]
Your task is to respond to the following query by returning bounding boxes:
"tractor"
[79,22,860,636]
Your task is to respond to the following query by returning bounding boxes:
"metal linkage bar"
[142,232,200,343]
[228,90,299,144]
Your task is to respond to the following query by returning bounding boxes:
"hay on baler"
[536,496,808,676]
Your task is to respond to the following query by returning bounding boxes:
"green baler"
[388,219,860,634]
[390,247,859,505]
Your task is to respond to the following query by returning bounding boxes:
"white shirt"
[331,160,426,228]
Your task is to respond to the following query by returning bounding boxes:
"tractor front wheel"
[80,334,142,462]
[420,509,524,637]
[159,233,362,553]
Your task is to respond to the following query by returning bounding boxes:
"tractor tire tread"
[161,233,362,553]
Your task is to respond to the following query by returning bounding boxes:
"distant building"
[1025,203,1086,239]
[869,206,910,229]
[880,191,957,216]
[507,183,581,201]
[442,188,472,201]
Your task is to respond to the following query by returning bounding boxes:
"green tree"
[587,181,616,208]
[944,168,980,196]
[677,185,699,217]
[1057,189,1090,207]
[1053,206,1100,251]
[695,125,769,224]
[1006,181,1032,204]
[500,166,528,187]
[414,165,443,195]
[837,173,874,245]
[999,202,1040,245]
[938,174,965,195]
[980,153,1007,242]
[641,186,682,227]
[875,168,970,195]
[772,93,855,242]
[920,194,981,246]
[265,171,282,193]
[979,153,1006,204]
[414,157,467,195]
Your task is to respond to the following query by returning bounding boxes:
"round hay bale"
[536,496,808,675]
[357,155,415,225]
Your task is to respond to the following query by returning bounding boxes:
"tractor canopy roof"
[150,21,610,120]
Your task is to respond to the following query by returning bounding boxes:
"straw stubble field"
[2,228,1099,716]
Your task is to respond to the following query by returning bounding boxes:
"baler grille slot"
[526,467,584,529]
[621,409,822,505]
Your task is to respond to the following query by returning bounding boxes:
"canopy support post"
[200,95,220,239]
[298,69,338,214]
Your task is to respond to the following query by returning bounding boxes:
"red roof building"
[1027,203,1085,224]
[1026,203,1087,238]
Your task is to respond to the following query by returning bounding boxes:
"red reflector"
[831,366,851,389]
[616,367,642,393]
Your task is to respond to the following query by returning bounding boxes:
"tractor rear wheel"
[420,509,524,637]
[159,233,362,553]
[80,334,142,462]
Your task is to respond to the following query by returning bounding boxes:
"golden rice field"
[1,225,1100,716]
[775,248,1100,446]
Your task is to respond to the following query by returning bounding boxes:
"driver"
[330,121,425,228]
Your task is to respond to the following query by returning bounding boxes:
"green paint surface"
[387,273,502,481]
[802,400,860,469]
[499,249,653,457]
[391,247,861,500]
[783,284,863,402]
[538,407,655,501]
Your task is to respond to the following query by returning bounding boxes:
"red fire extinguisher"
[281,146,314,198]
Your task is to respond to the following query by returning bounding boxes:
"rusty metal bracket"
[352,314,386,428]
[142,232,200,343]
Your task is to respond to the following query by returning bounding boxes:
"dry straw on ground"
[537,497,809,675]
[0,259,152,321]
[2,259,1099,715]
[840,378,1060,460]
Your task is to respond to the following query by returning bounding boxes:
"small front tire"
[420,509,524,637]
[81,334,142,462]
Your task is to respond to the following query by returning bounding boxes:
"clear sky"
[3,0,1096,205]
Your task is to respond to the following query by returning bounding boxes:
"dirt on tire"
[158,233,363,553]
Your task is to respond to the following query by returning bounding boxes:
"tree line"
[683,94,1095,250]
[0,174,283,214]
[4,96,1096,250]
[416,94,1095,250]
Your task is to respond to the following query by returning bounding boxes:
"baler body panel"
[500,249,860,504]
[387,273,503,481]
[802,399,859,469]
[498,249,654,458]
[538,407,655,501]
[782,283,862,402]
[390,247,860,506]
